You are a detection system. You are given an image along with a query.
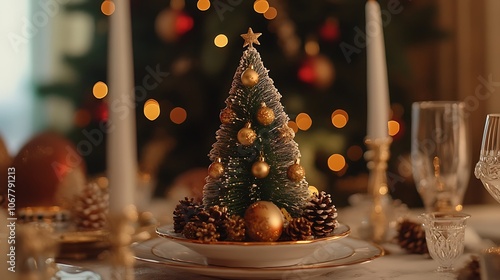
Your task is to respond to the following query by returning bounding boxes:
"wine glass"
[411,101,471,212]
[474,114,500,203]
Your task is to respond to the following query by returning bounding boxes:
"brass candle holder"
[108,204,138,280]
[364,137,392,243]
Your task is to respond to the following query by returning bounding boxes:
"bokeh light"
[197,0,210,11]
[214,34,228,48]
[388,120,400,136]
[170,107,187,124]
[287,121,299,133]
[101,0,115,16]
[254,0,269,14]
[74,109,91,128]
[305,40,319,56]
[263,7,277,20]
[346,145,363,161]
[327,154,346,172]
[331,109,348,128]
[308,186,318,197]
[93,81,108,99]
[144,99,160,121]
[296,113,312,131]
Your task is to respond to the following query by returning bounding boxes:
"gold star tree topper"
[241,27,262,48]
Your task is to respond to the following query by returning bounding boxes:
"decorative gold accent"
[364,137,392,243]
[241,27,262,48]
[156,223,350,245]
[108,204,138,280]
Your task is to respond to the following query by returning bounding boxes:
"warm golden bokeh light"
[296,113,312,131]
[346,145,363,161]
[93,81,108,99]
[144,99,160,121]
[101,0,115,16]
[254,0,269,14]
[170,107,187,124]
[214,34,228,48]
[197,0,210,11]
[287,121,299,133]
[305,40,320,56]
[263,7,277,20]
[327,154,346,172]
[308,186,318,197]
[388,120,400,136]
[331,109,349,128]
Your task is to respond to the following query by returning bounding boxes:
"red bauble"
[297,55,336,90]
[320,18,340,42]
[12,132,86,209]
[155,9,194,43]
[0,135,11,206]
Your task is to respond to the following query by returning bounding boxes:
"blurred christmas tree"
[36,0,443,205]
[203,28,309,217]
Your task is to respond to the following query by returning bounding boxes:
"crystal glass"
[411,101,471,212]
[420,212,470,272]
[474,114,500,203]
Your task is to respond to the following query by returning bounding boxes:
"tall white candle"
[107,0,137,214]
[366,0,390,140]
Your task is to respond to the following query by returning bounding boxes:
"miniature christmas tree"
[203,28,310,218]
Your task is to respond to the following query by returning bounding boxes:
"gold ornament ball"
[220,107,236,124]
[279,125,295,142]
[244,201,284,242]
[237,127,257,146]
[256,106,275,126]
[252,160,270,179]
[287,163,306,182]
[241,68,259,87]
[208,161,224,179]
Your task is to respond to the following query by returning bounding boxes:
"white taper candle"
[366,0,390,140]
[107,0,137,214]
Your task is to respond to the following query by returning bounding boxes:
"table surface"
[63,201,500,280]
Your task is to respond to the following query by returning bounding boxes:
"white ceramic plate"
[156,223,351,267]
[133,237,384,279]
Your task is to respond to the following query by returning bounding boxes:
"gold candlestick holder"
[108,205,138,280]
[364,136,392,243]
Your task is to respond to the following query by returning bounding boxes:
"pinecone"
[173,197,201,233]
[284,217,313,241]
[223,215,246,241]
[396,219,428,254]
[182,221,220,242]
[192,205,229,239]
[303,191,338,237]
[72,182,109,230]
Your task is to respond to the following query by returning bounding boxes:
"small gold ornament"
[287,159,306,182]
[279,124,295,141]
[208,158,224,179]
[219,107,236,124]
[237,123,257,146]
[244,201,284,242]
[241,66,259,87]
[252,155,270,178]
[256,103,275,126]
